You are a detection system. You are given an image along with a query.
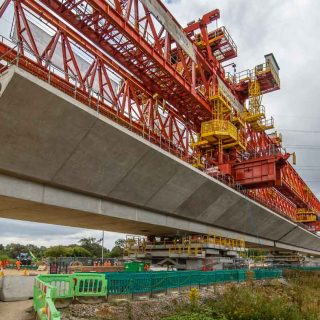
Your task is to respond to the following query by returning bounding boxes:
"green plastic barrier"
[38,274,74,299]
[34,273,107,320]
[74,273,107,297]
[33,277,61,320]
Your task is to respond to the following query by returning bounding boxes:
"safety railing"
[37,274,74,299]
[105,269,282,296]
[255,61,280,88]
[34,277,61,320]
[255,117,274,131]
[74,273,107,297]
[34,273,107,320]
[201,119,238,141]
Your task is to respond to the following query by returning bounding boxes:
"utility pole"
[101,231,105,264]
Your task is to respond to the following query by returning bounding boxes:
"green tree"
[109,238,125,257]
[45,246,72,257]
[69,246,92,257]
[5,243,28,259]
[25,244,47,259]
[78,238,103,257]
[114,239,125,248]
[0,251,9,261]
[110,246,122,258]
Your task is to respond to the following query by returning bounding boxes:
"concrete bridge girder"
[0,66,319,255]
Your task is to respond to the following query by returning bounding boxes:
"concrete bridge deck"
[0,66,319,255]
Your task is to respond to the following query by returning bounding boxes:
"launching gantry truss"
[0,0,319,233]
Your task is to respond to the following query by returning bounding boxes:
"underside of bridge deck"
[0,66,319,255]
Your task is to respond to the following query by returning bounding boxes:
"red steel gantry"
[0,0,319,232]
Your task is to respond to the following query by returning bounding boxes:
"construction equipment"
[16,252,32,266]
[0,0,318,235]
[124,234,246,270]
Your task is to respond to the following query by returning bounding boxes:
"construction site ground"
[0,300,33,320]
[0,270,47,320]
[1,269,47,276]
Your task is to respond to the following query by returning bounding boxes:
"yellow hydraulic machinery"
[294,208,317,223]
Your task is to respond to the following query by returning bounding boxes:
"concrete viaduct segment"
[0,66,319,255]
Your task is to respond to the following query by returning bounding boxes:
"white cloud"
[0,218,124,249]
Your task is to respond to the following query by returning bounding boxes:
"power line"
[286,145,320,149]
[296,165,320,168]
[279,129,320,133]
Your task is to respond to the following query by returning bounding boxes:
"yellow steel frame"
[209,89,233,114]
[231,114,245,128]
[127,234,247,258]
[202,119,237,141]
[242,106,265,123]
[192,119,246,151]
[294,208,317,222]
[294,214,317,223]
[241,80,274,132]
[251,117,274,132]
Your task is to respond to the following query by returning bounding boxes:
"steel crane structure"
[0,0,319,233]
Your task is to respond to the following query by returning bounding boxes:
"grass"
[163,271,320,320]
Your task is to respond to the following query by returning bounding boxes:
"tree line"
[0,237,125,260]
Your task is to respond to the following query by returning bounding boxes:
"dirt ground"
[0,269,46,319]
[1,269,47,276]
[0,300,34,320]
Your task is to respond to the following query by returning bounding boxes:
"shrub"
[210,285,302,320]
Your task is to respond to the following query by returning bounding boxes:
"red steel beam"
[38,0,214,126]
[233,155,320,213]
[1,0,195,156]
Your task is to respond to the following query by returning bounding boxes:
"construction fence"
[34,273,107,320]
[33,269,282,319]
[105,269,282,295]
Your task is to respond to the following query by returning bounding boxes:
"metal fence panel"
[74,273,107,297]
[38,274,74,299]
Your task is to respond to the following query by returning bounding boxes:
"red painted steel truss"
[0,0,196,157]
[0,0,319,230]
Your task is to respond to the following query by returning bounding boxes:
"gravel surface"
[60,284,239,320]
